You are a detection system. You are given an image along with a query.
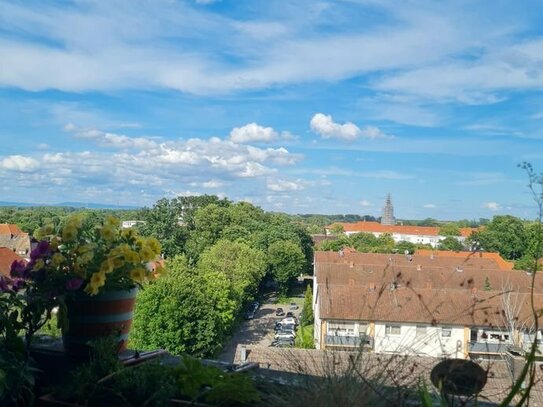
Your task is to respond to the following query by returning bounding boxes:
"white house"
[324,221,477,248]
[312,251,542,359]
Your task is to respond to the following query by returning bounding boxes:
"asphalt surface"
[218,293,303,364]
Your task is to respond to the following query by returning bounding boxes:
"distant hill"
[0,201,140,210]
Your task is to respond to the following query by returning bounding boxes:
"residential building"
[0,223,31,258]
[121,220,145,229]
[324,221,477,248]
[312,251,542,359]
[0,247,26,277]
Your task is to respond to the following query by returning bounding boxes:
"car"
[275,307,285,317]
[289,303,299,310]
[244,310,255,320]
[286,311,294,318]
[275,331,295,340]
[280,317,297,326]
[281,323,296,331]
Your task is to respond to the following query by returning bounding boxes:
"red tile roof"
[315,251,542,327]
[0,247,25,277]
[326,221,477,238]
[414,249,514,270]
[0,224,25,236]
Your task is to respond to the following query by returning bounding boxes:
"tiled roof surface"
[415,249,514,270]
[315,251,542,327]
[0,224,25,236]
[234,346,543,406]
[327,221,477,238]
[0,247,25,277]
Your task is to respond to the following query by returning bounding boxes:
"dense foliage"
[132,196,313,355]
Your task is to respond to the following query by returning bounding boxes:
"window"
[441,327,452,337]
[385,325,401,335]
[416,325,427,337]
[328,321,355,337]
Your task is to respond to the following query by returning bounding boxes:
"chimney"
[349,261,354,268]
[417,264,422,271]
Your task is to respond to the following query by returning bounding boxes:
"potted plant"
[9,214,164,357]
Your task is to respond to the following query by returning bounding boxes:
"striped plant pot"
[62,288,138,358]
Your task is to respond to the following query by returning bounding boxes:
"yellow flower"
[50,237,60,251]
[146,237,161,256]
[111,257,124,269]
[33,259,45,271]
[85,271,106,295]
[130,267,147,283]
[51,253,65,267]
[121,229,135,239]
[62,225,77,242]
[100,225,117,241]
[66,214,84,229]
[139,245,155,262]
[78,244,95,254]
[104,215,120,228]
[99,259,115,274]
[80,251,94,265]
[125,250,140,264]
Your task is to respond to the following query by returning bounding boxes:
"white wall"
[342,231,465,248]
[373,322,466,358]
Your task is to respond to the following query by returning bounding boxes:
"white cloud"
[202,180,224,188]
[65,124,158,150]
[0,155,40,172]
[360,200,372,207]
[230,123,278,143]
[267,179,304,192]
[482,202,501,211]
[423,204,436,209]
[310,113,389,141]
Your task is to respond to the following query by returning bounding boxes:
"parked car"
[275,307,285,317]
[280,317,297,326]
[244,310,255,320]
[275,331,296,340]
[289,303,299,310]
[286,311,294,318]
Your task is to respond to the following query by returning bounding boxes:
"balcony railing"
[468,341,510,354]
[325,334,374,348]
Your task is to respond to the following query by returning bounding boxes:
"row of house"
[324,221,477,248]
[312,250,542,359]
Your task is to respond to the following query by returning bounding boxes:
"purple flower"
[11,279,26,292]
[0,276,10,292]
[30,240,51,260]
[66,278,84,291]
[10,260,27,278]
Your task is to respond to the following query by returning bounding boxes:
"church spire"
[381,193,395,225]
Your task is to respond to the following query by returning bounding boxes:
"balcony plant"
[9,214,163,356]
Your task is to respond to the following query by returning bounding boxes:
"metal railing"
[325,334,374,348]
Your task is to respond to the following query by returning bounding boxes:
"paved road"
[218,293,303,363]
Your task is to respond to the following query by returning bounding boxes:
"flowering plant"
[9,214,163,297]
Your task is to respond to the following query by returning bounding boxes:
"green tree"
[268,240,306,294]
[301,285,314,325]
[137,198,188,258]
[131,256,226,356]
[468,215,528,260]
[438,236,464,251]
[395,240,417,254]
[330,224,345,235]
[198,240,267,305]
[438,224,461,236]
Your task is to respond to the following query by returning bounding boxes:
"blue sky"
[1,0,543,219]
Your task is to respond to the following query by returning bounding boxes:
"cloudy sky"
[1,0,543,219]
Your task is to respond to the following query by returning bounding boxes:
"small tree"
[438,236,464,251]
[330,224,345,235]
[301,285,314,325]
[438,224,461,237]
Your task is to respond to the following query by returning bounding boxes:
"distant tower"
[381,194,395,225]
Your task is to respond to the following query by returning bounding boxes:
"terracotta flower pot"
[62,288,138,358]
